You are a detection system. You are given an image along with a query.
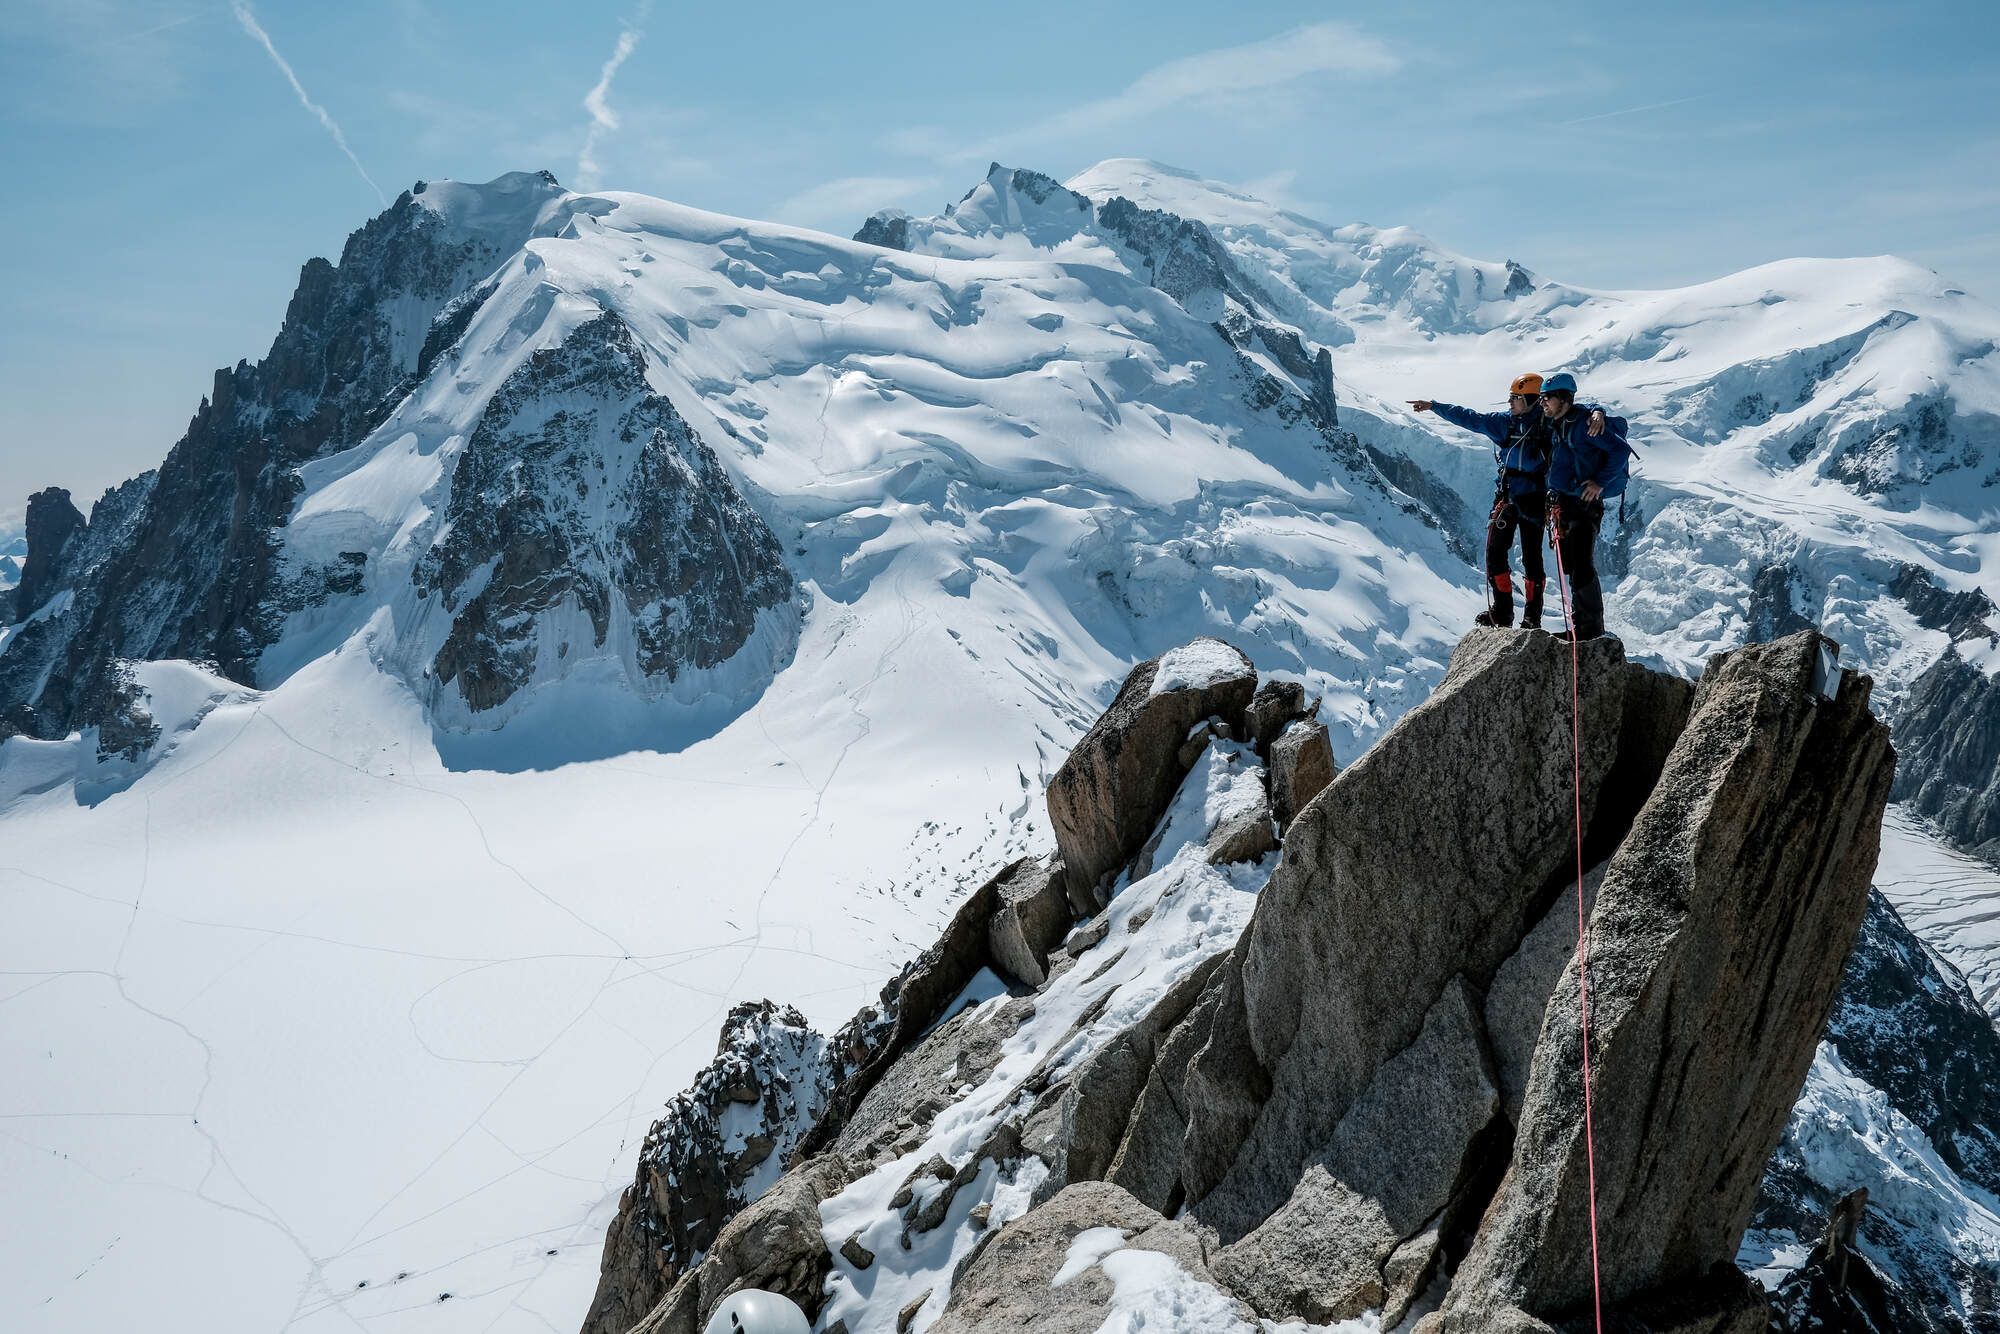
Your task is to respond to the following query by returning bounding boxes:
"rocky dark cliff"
[580,629,1939,1334]
[1893,644,2000,865]
[411,311,795,720]
[0,173,564,744]
[1751,888,2000,1329]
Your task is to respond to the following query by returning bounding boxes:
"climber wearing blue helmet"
[1539,371,1632,642]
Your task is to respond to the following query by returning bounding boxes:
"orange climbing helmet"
[1509,373,1544,397]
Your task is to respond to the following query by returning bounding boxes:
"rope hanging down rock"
[1552,533,1607,1334]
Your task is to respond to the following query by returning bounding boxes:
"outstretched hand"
[1588,408,1607,437]
[1407,399,1433,413]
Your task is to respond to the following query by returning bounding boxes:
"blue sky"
[2,0,1996,523]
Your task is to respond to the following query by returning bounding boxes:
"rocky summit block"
[1045,639,1257,909]
[1050,628,1890,1331]
[1180,629,1634,1245]
[1433,632,1894,1328]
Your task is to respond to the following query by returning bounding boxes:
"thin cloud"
[773,175,940,230]
[996,21,1397,158]
[1555,94,1707,128]
[577,2,652,190]
[228,2,384,202]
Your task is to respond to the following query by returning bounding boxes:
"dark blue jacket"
[1544,405,1633,499]
[1430,403,1549,498]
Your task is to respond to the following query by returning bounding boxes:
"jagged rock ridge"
[584,629,1917,1334]
[0,172,569,742]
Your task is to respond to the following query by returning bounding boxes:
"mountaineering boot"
[1521,577,1545,630]
[1477,573,1515,628]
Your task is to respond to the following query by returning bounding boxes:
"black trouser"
[1483,490,1546,626]
[1551,495,1607,637]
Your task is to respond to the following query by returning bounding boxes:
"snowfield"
[2,159,1997,1332]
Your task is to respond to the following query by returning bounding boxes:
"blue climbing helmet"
[1541,371,1578,396]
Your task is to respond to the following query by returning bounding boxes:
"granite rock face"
[627,1154,856,1334]
[582,631,1910,1334]
[1432,633,1894,1327]
[930,1182,1241,1334]
[1044,638,1256,907]
[1267,718,1335,827]
[852,210,912,251]
[9,487,86,621]
[1179,630,1634,1244]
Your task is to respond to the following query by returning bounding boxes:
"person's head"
[1538,371,1578,417]
[1508,372,1543,416]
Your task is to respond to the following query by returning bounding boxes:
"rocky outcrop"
[1241,677,1313,752]
[1176,631,1637,1247]
[853,211,911,251]
[1430,633,1893,1328]
[582,1003,831,1334]
[588,848,1075,1333]
[627,1154,856,1334]
[584,630,1903,1334]
[984,857,1072,990]
[1267,718,1335,827]
[0,173,566,744]
[1826,893,2000,1190]
[9,487,86,621]
[930,1182,1244,1333]
[1094,195,1272,314]
[410,311,795,721]
[1045,638,1256,907]
[1893,644,2000,864]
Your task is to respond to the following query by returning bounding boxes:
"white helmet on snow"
[702,1289,811,1334]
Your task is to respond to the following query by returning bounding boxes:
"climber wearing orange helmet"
[1407,374,1557,629]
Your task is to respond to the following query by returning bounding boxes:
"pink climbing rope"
[1551,521,1607,1334]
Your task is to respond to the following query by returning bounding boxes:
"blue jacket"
[1430,403,1549,498]
[1544,405,1633,499]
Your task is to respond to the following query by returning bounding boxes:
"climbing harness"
[1551,535,1607,1334]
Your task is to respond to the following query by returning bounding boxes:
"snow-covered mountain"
[2,159,1997,1332]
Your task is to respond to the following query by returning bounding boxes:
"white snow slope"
[3,161,1997,1333]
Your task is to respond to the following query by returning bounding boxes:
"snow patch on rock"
[1149,639,1254,698]
[815,740,1275,1332]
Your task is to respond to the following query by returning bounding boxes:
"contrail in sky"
[229,1,385,203]
[1555,94,1708,128]
[577,3,653,190]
